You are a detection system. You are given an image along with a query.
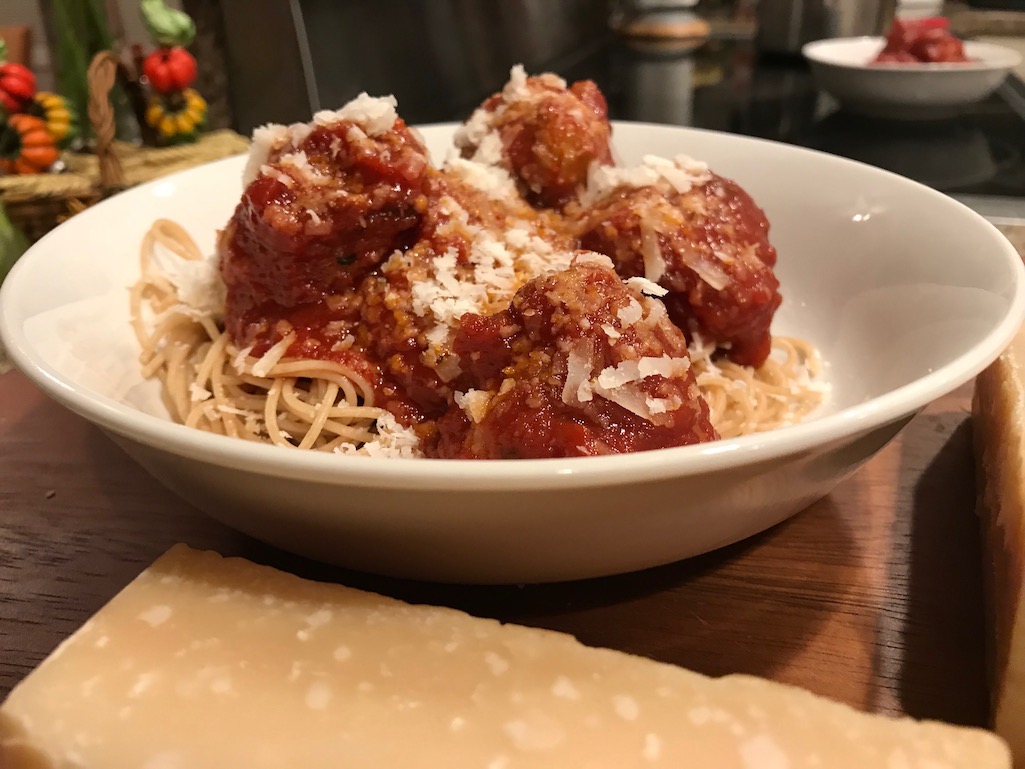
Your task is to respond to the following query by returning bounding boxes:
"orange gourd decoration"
[0,113,59,174]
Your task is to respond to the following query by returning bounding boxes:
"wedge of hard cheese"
[0,545,1009,769]
[974,328,1025,767]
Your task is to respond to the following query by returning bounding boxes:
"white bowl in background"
[896,0,944,19]
[2,122,1023,584]
[803,36,1023,118]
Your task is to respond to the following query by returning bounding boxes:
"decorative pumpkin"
[144,88,206,144]
[26,91,78,148]
[0,62,36,114]
[0,114,59,175]
[143,46,197,94]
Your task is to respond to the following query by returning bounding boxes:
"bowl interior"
[1,122,1023,485]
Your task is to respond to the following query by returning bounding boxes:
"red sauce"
[217,79,779,458]
[873,18,969,64]
[434,261,717,459]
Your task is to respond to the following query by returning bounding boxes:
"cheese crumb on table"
[0,545,1010,769]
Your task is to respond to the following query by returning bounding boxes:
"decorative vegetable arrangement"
[0,0,207,176]
[0,39,77,175]
[139,0,206,145]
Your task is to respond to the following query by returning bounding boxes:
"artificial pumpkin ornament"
[144,87,206,144]
[0,113,59,175]
[26,91,78,148]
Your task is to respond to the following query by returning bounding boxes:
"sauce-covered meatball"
[358,168,578,417]
[219,95,431,349]
[433,255,717,459]
[455,65,613,209]
[573,157,781,367]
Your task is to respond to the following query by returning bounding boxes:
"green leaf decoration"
[140,0,196,48]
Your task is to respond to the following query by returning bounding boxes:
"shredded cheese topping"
[580,154,712,207]
[243,93,400,187]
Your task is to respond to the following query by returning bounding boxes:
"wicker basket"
[1,129,249,242]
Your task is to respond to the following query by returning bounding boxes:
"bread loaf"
[0,545,1010,768]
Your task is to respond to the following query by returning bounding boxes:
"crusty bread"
[973,327,1025,767]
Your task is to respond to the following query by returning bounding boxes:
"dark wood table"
[0,367,990,727]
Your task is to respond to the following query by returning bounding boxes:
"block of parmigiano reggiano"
[974,326,1025,768]
[0,545,1009,769]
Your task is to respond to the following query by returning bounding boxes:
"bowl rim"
[3,122,1024,492]
[802,36,1024,73]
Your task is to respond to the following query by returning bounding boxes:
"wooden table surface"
[0,367,990,727]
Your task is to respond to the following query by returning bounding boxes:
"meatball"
[219,95,431,347]
[574,161,781,367]
[433,255,717,459]
[358,168,578,416]
[454,65,613,209]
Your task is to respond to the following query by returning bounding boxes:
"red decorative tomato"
[143,46,197,94]
[0,62,36,113]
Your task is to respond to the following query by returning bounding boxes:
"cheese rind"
[973,330,1025,767]
[0,545,1010,769]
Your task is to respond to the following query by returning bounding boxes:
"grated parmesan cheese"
[260,165,295,189]
[250,334,295,378]
[504,64,531,100]
[243,123,289,187]
[454,390,494,424]
[445,156,519,201]
[147,245,226,318]
[580,154,712,207]
[625,276,668,299]
[563,340,596,406]
[640,224,667,284]
[595,356,690,391]
[189,383,212,402]
[336,413,422,458]
[230,345,254,375]
[678,248,730,291]
[450,64,566,186]
[278,150,331,185]
[617,298,644,327]
[315,92,398,137]
[243,93,398,189]
[572,252,615,271]
[646,395,682,415]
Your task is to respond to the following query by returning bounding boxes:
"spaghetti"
[131,220,417,455]
[131,220,826,453]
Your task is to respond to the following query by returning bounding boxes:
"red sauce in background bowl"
[872,17,971,64]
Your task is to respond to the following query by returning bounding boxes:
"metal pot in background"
[755,0,897,55]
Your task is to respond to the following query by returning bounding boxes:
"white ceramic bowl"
[803,37,1023,118]
[896,0,943,20]
[2,122,1024,584]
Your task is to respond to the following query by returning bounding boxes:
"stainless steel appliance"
[755,0,897,55]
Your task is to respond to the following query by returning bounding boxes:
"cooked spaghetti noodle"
[131,220,411,454]
[131,220,825,452]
